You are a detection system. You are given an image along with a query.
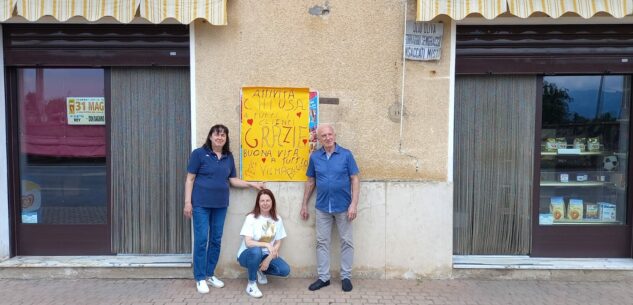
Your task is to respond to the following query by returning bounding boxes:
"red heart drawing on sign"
[296,112,302,118]
[302,139,308,145]
[261,158,266,163]
[247,119,253,126]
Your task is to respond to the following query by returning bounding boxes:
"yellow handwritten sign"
[241,87,310,181]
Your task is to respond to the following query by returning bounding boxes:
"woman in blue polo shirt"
[184,124,264,294]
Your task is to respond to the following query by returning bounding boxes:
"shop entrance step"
[453,255,633,281]
[0,255,191,279]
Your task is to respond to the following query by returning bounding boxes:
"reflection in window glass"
[539,75,629,225]
[18,68,107,225]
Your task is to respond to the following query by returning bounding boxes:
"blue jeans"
[192,206,227,281]
[237,247,290,281]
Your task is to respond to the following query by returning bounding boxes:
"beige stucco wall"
[194,0,453,279]
[216,182,452,280]
[194,0,452,181]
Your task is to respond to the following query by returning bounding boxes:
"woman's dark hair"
[249,189,278,221]
[203,124,231,155]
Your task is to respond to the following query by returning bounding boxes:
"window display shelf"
[540,181,609,187]
[541,151,605,156]
[549,219,622,225]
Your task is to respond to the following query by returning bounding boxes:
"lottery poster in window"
[66,97,105,125]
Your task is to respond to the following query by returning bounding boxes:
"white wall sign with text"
[405,21,443,61]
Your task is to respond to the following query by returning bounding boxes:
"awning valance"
[508,0,632,19]
[15,0,139,23]
[140,0,227,25]
[8,0,227,24]
[417,0,633,21]
[1,0,15,22]
[417,0,508,21]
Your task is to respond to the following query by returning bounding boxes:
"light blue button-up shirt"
[306,143,359,213]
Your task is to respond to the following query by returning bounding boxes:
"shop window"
[539,75,630,226]
[18,68,107,225]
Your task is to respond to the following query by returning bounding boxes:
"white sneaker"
[246,282,263,298]
[196,280,209,294]
[257,270,268,285]
[206,276,225,288]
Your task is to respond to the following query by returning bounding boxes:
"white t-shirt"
[236,214,287,258]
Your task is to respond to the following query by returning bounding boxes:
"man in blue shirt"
[300,124,360,292]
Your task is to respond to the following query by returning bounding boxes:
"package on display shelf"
[587,137,601,152]
[598,202,616,221]
[585,203,599,220]
[544,138,558,152]
[573,138,586,151]
[567,198,583,220]
[550,197,565,221]
[539,213,554,225]
[556,137,567,149]
[575,173,588,182]
[558,173,569,183]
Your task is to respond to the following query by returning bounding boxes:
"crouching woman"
[237,189,290,298]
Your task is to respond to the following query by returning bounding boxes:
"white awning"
[417,0,633,21]
[417,0,508,21]
[508,0,632,19]
[1,0,15,22]
[139,0,227,25]
[10,0,227,25]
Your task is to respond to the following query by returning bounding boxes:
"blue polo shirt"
[306,143,359,213]
[187,147,237,208]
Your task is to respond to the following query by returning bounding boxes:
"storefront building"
[0,0,453,279]
[0,1,211,259]
[447,2,633,261]
[2,0,633,280]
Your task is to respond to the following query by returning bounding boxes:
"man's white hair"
[316,123,335,135]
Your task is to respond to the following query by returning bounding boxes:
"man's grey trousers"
[316,209,354,281]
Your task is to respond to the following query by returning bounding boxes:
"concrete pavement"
[1,277,632,305]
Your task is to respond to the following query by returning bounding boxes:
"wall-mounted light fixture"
[308,1,330,16]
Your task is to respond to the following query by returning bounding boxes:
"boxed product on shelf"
[587,137,601,152]
[544,138,558,152]
[567,198,584,220]
[539,213,553,225]
[585,203,599,219]
[550,197,565,221]
[558,173,569,183]
[573,138,587,151]
[575,173,588,182]
[598,202,616,221]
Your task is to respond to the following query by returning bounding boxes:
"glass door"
[14,68,111,255]
[533,75,632,257]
